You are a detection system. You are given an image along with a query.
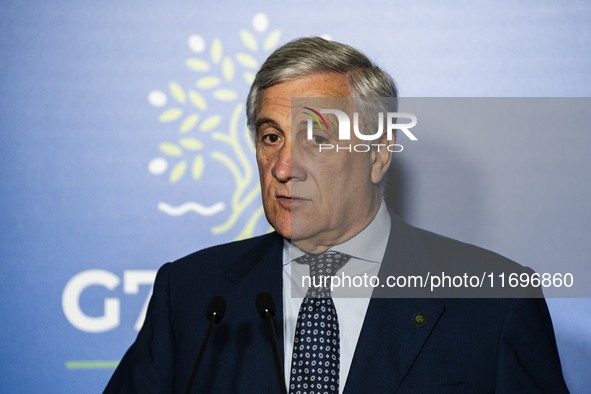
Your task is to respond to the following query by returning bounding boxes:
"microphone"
[184,296,226,394]
[256,292,287,394]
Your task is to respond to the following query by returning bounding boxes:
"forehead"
[258,73,351,119]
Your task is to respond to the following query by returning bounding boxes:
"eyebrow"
[255,117,283,135]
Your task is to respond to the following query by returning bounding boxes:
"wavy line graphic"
[158,201,225,217]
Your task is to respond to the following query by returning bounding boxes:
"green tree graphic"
[149,14,281,240]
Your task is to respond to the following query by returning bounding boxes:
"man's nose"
[271,145,305,182]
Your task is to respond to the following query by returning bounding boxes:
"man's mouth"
[276,194,308,209]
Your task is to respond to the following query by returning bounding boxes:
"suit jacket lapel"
[344,213,447,393]
[225,232,284,289]
[223,232,286,390]
[344,298,445,393]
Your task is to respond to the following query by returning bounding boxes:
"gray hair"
[246,37,398,137]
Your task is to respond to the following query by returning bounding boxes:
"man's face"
[254,73,391,253]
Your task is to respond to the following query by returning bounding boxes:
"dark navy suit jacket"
[105,214,568,393]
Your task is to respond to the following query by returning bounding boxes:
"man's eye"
[262,134,281,144]
[312,135,328,145]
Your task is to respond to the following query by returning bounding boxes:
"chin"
[288,224,320,243]
[266,214,292,239]
[273,226,292,240]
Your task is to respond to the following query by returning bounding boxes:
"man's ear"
[370,134,393,184]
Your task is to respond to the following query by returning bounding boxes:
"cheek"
[328,157,368,194]
[256,154,269,173]
[256,158,275,196]
[256,150,275,169]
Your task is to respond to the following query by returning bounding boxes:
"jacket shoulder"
[414,225,521,271]
[163,231,282,279]
[176,232,278,262]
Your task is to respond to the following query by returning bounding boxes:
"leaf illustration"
[235,53,258,69]
[263,29,281,51]
[159,108,183,123]
[196,76,221,89]
[159,142,183,157]
[188,91,207,111]
[179,137,203,151]
[243,72,255,85]
[222,57,235,82]
[210,38,222,64]
[200,115,222,132]
[192,155,205,180]
[169,160,187,183]
[185,58,210,72]
[169,82,186,104]
[180,114,199,133]
[239,30,258,51]
[213,89,238,102]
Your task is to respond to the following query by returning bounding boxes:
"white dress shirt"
[282,200,391,393]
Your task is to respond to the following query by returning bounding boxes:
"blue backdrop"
[1,1,590,392]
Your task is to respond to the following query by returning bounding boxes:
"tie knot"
[295,251,351,279]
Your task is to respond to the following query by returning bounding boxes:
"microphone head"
[255,292,275,319]
[206,296,226,324]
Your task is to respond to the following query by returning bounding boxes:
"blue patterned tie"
[289,251,352,394]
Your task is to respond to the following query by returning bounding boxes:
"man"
[106,37,568,393]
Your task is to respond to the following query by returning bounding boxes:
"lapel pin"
[412,311,428,327]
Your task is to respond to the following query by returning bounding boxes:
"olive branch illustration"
[149,15,280,239]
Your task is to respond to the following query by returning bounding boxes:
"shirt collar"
[282,199,391,265]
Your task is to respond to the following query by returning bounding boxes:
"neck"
[293,195,383,254]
